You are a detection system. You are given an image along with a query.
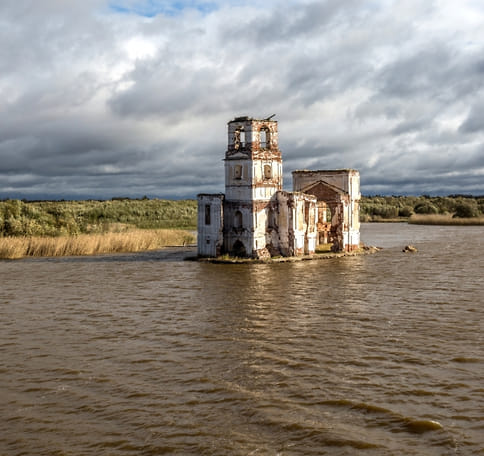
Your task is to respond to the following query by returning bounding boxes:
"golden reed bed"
[0,229,195,260]
[408,214,484,225]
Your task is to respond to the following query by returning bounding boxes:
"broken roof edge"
[277,189,317,199]
[300,180,349,197]
[292,169,359,174]
[197,193,225,198]
[229,115,277,123]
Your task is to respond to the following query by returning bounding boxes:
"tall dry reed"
[0,229,195,260]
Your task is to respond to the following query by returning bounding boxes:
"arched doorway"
[232,240,247,257]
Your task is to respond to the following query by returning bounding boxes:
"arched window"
[234,210,243,228]
[264,164,272,179]
[234,164,242,180]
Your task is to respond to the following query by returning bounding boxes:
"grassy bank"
[0,229,195,260]
[408,214,484,225]
[0,198,197,237]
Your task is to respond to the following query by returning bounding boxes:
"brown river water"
[0,223,483,455]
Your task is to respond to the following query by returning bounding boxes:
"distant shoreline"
[362,215,484,225]
[407,214,484,225]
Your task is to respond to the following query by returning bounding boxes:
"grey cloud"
[2,0,484,199]
[362,172,484,196]
[459,99,484,134]
[219,0,360,44]
[367,46,484,111]
[390,119,433,136]
[376,47,452,99]
[0,1,114,75]
[109,66,227,119]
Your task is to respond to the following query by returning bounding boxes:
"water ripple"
[1,228,483,455]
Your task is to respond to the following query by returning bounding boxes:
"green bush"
[477,199,484,214]
[398,206,414,217]
[453,201,479,218]
[414,202,439,214]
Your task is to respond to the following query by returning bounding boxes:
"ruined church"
[197,116,360,258]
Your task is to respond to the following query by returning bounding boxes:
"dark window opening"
[234,210,243,228]
[234,164,242,180]
[268,207,276,229]
[205,204,211,225]
[260,127,269,148]
[234,128,245,149]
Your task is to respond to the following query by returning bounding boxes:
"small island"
[195,244,381,264]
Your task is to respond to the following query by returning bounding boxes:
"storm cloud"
[1,0,483,199]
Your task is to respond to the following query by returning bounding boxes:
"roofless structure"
[197,116,360,259]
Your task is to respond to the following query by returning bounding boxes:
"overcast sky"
[1,0,483,199]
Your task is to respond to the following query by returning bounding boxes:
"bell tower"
[224,116,283,257]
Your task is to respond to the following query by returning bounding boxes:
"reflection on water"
[0,224,483,455]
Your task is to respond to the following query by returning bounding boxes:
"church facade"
[197,116,360,258]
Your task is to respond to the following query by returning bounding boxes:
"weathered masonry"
[197,116,360,258]
[292,169,360,253]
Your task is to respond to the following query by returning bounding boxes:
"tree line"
[360,195,484,221]
[1,195,483,237]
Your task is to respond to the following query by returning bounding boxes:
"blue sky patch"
[109,0,218,17]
